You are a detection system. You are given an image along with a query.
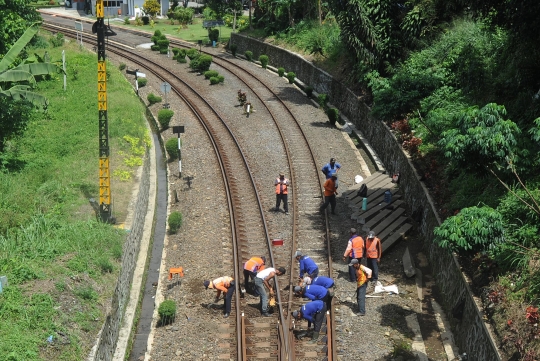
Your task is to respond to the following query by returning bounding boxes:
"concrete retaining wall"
[231,33,501,360]
[93,151,151,361]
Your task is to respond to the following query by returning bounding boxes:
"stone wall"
[231,33,501,360]
[93,151,151,361]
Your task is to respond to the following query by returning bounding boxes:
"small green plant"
[159,48,168,54]
[168,211,183,233]
[158,299,177,325]
[124,16,130,25]
[278,67,285,77]
[55,280,66,292]
[151,44,160,51]
[286,72,296,84]
[137,78,148,87]
[165,138,179,159]
[210,76,220,84]
[317,93,329,109]
[237,89,247,105]
[217,75,224,83]
[245,50,253,61]
[327,108,339,127]
[204,70,219,79]
[190,54,213,73]
[157,38,170,49]
[50,33,64,47]
[96,257,114,273]
[135,16,143,26]
[230,43,238,56]
[172,48,180,56]
[305,86,313,98]
[119,63,126,71]
[259,54,269,69]
[186,48,199,60]
[177,57,187,63]
[147,93,162,105]
[208,28,219,42]
[74,286,98,301]
[158,109,174,129]
[142,16,150,25]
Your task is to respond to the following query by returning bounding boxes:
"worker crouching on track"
[303,275,335,289]
[243,256,266,295]
[294,284,334,310]
[204,276,235,318]
[254,266,286,317]
[292,300,327,343]
[295,251,319,285]
[349,259,372,316]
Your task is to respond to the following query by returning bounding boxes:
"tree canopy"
[0,0,41,55]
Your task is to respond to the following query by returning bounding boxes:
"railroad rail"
[41,21,337,360]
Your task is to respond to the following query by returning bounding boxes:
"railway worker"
[349,259,372,316]
[342,228,365,282]
[254,266,286,317]
[243,256,266,295]
[203,276,235,318]
[319,172,338,215]
[293,284,334,310]
[273,172,290,215]
[321,157,341,188]
[292,300,327,343]
[295,251,319,284]
[365,231,382,284]
[303,275,335,289]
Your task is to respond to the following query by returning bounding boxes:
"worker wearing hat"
[302,275,335,289]
[295,251,319,284]
[243,256,266,295]
[343,228,365,282]
[254,266,286,317]
[349,259,372,316]
[294,284,334,310]
[319,172,338,215]
[203,276,235,318]
[292,300,327,343]
[321,157,341,187]
[273,172,290,214]
[365,231,382,283]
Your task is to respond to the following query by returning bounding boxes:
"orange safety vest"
[366,237,381,259]
[356,266,368,287]
[212,276,234,292]
[350,236,365,259]
[323,178,336,196]
[244,257,265,272]
[275,178,289,194]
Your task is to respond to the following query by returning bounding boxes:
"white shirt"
[256,267,275,280]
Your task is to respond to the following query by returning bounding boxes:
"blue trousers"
[357,282,367,314]
[224,281,235,314]
[367,258,378,282]
[254,277,268,313]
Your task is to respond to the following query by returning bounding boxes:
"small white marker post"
[62,50,66,91]
[172,126,185,179]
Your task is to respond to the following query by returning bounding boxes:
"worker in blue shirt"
[294,251,319,283]
[303,275,335,289]
[321,157,341,187]
[292,300,327,343]
[294,284,334,310]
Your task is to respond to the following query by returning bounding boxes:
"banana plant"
[0,24,64,108]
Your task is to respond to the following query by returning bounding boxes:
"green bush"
[50,33,64,47]
[245,50,253,61]
[124,17,130,25]
[326,107,339,126]
[210,76,220,85]
[204,70,219,79]
[305,86,313,98]
[165,138,179,159]
[119,63,126,71]
[286,71,296,84]
[147,93,162,105]
[190,54,212,73]
[317,93,329,109]
[177,57,187,63]
[168,211,183,233]
[278,67,285,77]
[217,75,224,83]
[179,49,187,58]
[159,48,168,54]
[186,48,199,60]
[259,54,269,69]
[208,28,219,42]
[142,16,150,25]
[74,286,98,301]
[151,44,160,51]
[158,299,176,325]
[230,43,238,56]
[137,78,148,87]
[96,257,113,273]
[157,38,170,49]
[172,48,180,56]
[158,109,174,129]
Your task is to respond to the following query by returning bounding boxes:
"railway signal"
[92,0,116,222]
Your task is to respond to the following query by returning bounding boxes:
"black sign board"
[203,20,225,28]
[173,126,185,134]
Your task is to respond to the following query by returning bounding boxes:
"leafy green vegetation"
[158,109,174,129]
[165,138,179,160]
[168,212,183,234]
[158,300,176,325]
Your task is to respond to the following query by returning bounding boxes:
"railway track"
[41,21,337,360]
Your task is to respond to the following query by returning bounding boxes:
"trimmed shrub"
[119,63,126,71]
[230,43,238,56]
[177,57,187,63]
[190,54,212,73]
[158,300,176,325]
[178,49,187,58]
[137,78,148,87]
[159,48,168,54]
[151,44,160,51]
[277,67,285,77]
[147,93,162,105]
[259,54,269,69]
[124,17,130,25]
[204,70,219,79]
[186,48,199,60]
[326,108,339,126]
[208,28,219,42]
[245,50,253,61]
[210,76,220,85]
[168,211,183,233]
[217,75,224,83]
[305,86,313,98]
[158,109,174,129]
[172,48,180,56]
[165,138,179,159]
[317,93,329,109]
[286,71,296,84]
[157,38,170,49]
[142,16,150,25]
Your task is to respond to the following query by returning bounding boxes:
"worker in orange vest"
[319,172,338,215]
[204,276,235,318]
[349,259,372,316]
[274,172,290,214]
[243,256,266,295]
[343,228,365,282]
[365,231,382,283]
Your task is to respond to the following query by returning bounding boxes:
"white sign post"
[160,82,171,108]
[62,50,66,91]
[74,21,83,45]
